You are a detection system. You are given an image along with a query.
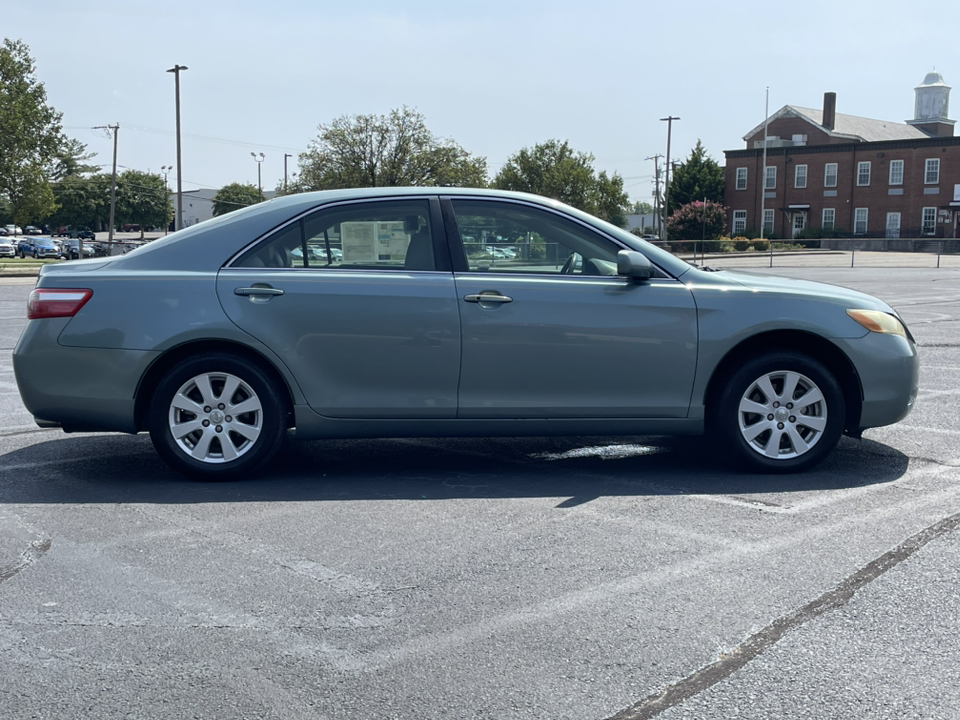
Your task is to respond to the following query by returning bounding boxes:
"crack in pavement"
[0,537,52,583]
[606,509,960,720]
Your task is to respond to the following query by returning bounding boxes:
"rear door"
[217,196,462,419]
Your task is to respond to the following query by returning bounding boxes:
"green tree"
[298,107,487,190]
[212,182,263,217]
[49,174,109,229]
[666,200,728,243]
[493,140,629,226]
[0,39,80,225]
[667,140,725,215]
[630,200,655,215]
[115,170,171,231]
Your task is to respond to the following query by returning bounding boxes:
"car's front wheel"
[148,354,286,480]
[712,351,845,473]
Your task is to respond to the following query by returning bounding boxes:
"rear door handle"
[464,292,513,304]
[235,286,284,297]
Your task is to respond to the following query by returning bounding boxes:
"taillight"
[27,288,93,319]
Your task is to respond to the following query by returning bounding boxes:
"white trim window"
[824,163,838,188]
[885,212,901,238]
[889,159,904,185]
[922,207,937,235]
[794,164,808,189]
[822,208,835,230]
[735,167,748,190]
[854,208,868,235]
[925,158,940,184]
[732,210,747,234]
[857,161,871,187]
[764,166,777,190]
[763,209,775,235]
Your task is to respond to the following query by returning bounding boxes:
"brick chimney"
[823,92,836,131]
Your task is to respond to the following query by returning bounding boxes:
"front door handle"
[464,292,513,304]
[235,286,284,297]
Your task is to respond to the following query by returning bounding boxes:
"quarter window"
[736,167,748,190]
[794,164,807,189]
[732,210,747,234]
[857,162,871,186]
[233,199,436,270]
[449,199,620,276]
[925,158,940,184]
[854,208,868,235]
[824,163,838,188]
[889,160,904,185]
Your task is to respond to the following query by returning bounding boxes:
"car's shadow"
[0,432,911,506]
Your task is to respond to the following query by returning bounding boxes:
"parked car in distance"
[122,224,141,232]
[77,229,96,241]
[13,187,919,480]
[31,239,61,259]
[5,224,22,236]
[60,239,96,259]
[25,226,42,235]
[16,238,36,258]
[0,227,8,236]
[0,239,16,258]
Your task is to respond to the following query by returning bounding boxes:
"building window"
[824,163,838,188]
[854,208,868,235]
[732,210,747,234]
[794,164,808,189]
[857,161,871,186]
[822,208,835,230]
[922,207,937,235]
[735,168,748,190]
[925,158,940,184]
[763,209,775,235]
[764,166,777,190]
[889,160,904,185]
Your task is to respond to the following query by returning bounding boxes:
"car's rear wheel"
[712,351,845,473]
[148,354,286,480]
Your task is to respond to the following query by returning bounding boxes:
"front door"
[792,212,806,238]
[445,198,699,419]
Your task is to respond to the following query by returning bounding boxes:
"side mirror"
[617,250,653,279]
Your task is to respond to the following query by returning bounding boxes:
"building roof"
[743,105,931,144]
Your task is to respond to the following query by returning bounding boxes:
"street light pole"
[166,64,188,230]
[660,116,680,247]
[160,165,172,234]
[251,152,265,200]
[284,153,293,193]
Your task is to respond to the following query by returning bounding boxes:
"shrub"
[732,237,751,252]
[753,239,770,252]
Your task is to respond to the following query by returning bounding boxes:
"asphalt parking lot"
[1,265,959,720]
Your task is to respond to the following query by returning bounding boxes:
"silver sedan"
[13,188,918,479]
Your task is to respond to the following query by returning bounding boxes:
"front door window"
[792,213,806,238]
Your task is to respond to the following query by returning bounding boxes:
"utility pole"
[646,154,663,238]
[166,64,188,230]
[284,153,293,193]
[95,124,120,253]
[660,116,680,246]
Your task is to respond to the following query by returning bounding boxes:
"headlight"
[846,309,907,338]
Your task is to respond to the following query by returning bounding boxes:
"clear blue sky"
[5,0,955,203]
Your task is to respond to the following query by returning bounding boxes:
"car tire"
[148,354,286,480]
[32,251,37,259]
[711,351,845,473]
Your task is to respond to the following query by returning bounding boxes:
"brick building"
[723,72,960,240]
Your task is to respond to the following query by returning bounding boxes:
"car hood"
[691,268,897,314]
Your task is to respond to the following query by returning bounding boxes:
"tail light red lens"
[27,288,93,319]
